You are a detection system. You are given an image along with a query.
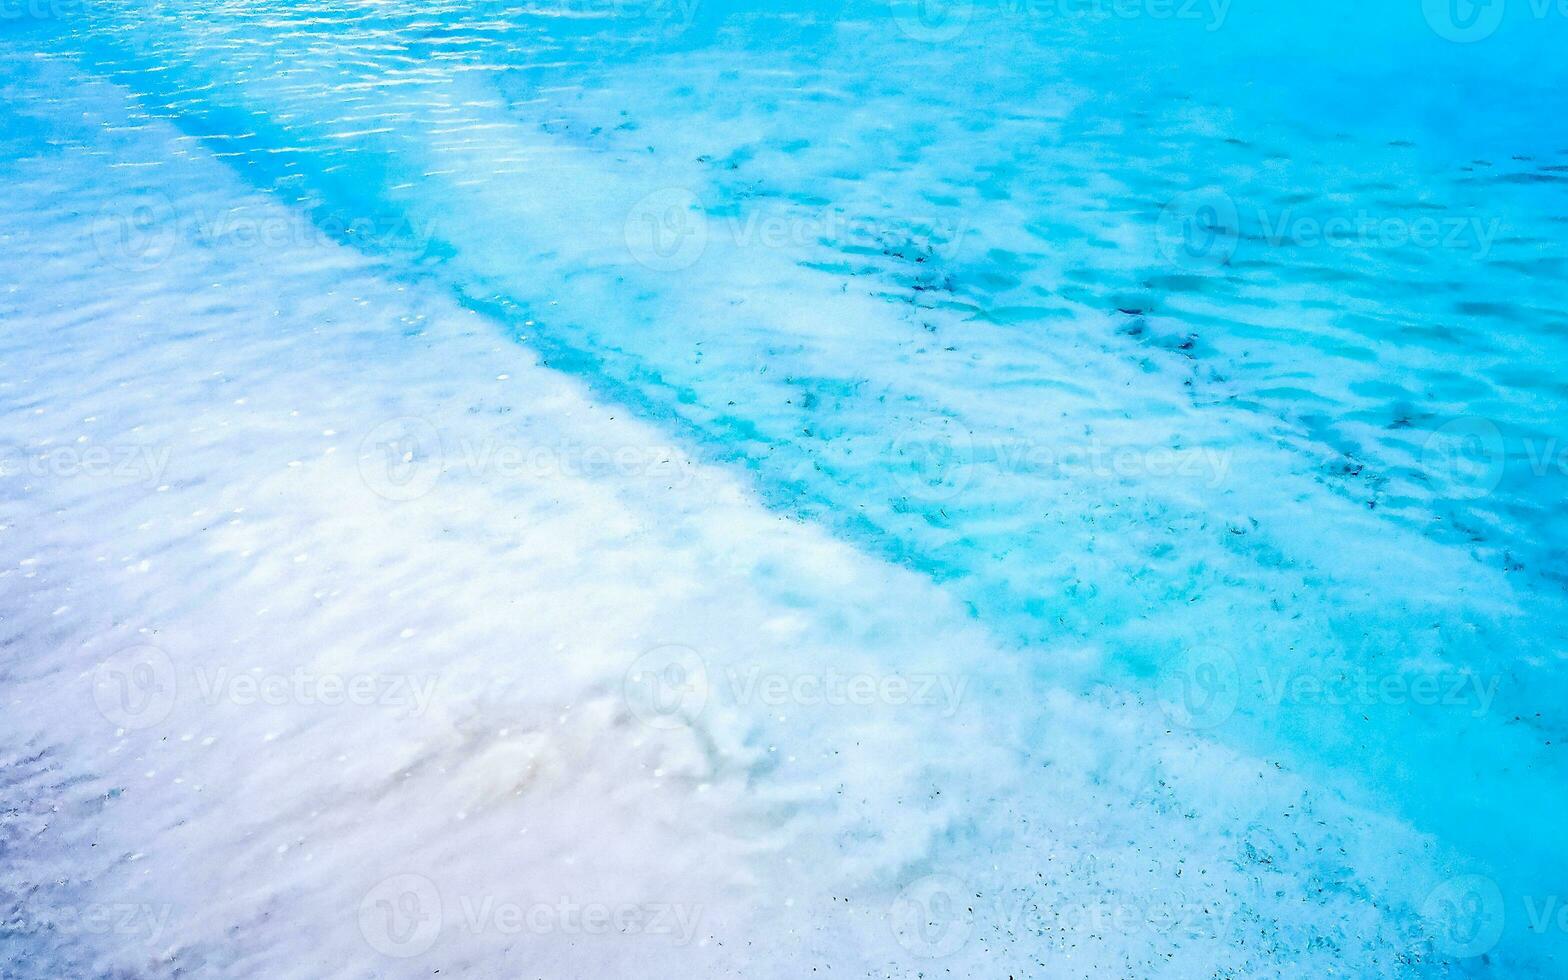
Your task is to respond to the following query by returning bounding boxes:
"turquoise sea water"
[3,0,1567,974]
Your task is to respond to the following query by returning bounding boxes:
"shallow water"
[2,1,1566,976]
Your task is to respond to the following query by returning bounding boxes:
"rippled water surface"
[3,1,1566,976]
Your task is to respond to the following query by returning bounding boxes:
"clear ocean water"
[2,0,1565,976]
